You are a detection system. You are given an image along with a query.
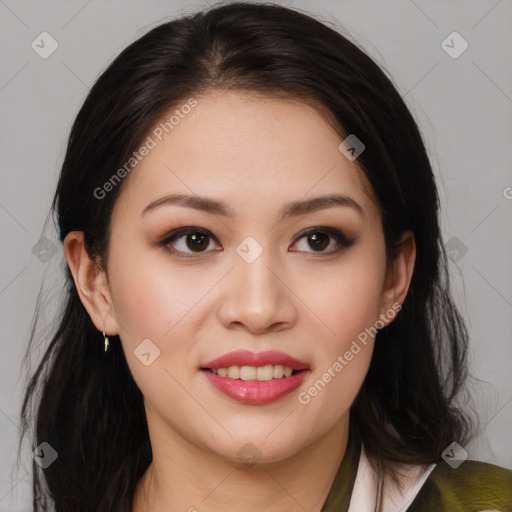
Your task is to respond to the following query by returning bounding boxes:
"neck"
[132,411,351,512]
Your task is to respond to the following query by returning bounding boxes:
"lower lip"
[201,369,310,405]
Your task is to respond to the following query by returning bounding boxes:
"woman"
[18,2,512,511]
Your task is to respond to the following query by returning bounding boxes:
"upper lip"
[201,350,310,370]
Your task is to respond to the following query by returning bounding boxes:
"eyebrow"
[141,193,365,221]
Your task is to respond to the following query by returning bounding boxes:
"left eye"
[160,226,352,257]
[292,228,349,253]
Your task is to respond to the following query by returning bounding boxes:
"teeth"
[209,364,296,380]
[227,366,240,379]
[273,365,284,379]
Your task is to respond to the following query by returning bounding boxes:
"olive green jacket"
[321,428,512,512]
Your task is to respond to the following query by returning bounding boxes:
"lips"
[200,350,310,371]
[202,369,310,405]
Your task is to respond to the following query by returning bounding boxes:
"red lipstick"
[200,350,310,405]
[201,350,310,371]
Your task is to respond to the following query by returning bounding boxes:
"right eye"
[160,227,221,258]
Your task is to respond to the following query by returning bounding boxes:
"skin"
[64,90,416,512]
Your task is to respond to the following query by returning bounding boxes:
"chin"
[208,436,304,467]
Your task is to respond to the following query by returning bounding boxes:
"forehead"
[112,90,379,223]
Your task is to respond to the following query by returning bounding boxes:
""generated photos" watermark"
[93,97,197,200]
[298,302,402,404]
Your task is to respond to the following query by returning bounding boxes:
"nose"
[217,246,298,335]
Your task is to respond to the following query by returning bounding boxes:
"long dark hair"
[18,2,477,510]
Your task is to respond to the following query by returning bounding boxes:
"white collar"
[348,442,437,512]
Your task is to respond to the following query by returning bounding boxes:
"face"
[76,90,410,464]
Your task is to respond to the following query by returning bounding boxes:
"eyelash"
[158,226,354,259]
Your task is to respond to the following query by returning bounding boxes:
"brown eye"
[292,227,353,254]
[160,228,219,257]
[183,232,210,252]
[306,232,330,251]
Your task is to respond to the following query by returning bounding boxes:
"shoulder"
[407,459,512,512]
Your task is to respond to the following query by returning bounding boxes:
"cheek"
[297,249,385,407]
[298,271,380,429]
[107,242,202,341]
[309,252,386,344]
[106,252,200,403]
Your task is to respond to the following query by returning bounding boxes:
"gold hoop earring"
[103,331,109,352]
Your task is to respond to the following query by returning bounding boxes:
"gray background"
[1,0,511,510]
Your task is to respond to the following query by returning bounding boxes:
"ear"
[378,230,416,327]
[63,231,119,336]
